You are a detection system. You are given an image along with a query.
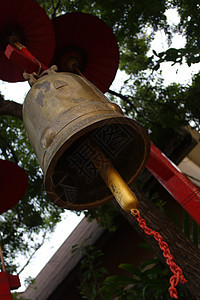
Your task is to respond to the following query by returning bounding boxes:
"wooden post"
[0,244,6,272]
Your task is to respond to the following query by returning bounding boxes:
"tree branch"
[108,89,138,114]
[0,94,22,120]
[108,89,159,127]
[51,0,62,19]
[0,135,19,164]
[18,232,47,275]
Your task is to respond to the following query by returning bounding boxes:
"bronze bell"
[23,72,150,210]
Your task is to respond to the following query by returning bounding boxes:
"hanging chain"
[131,209,187,299]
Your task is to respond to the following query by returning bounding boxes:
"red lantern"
[0,160,28,214]
[51,12,119,93]
[0,0,55,82]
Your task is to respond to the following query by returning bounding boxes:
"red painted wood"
[146,143,200,225]
[0,272,13,299]
[8,274,21,290]
[0,160,28,214]
[0,0,55,82]
[5,44,48,75]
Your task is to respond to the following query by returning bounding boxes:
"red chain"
[131,209,187,299]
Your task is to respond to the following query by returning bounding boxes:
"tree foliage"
[73,243,189,299]
[154,0,200,66]
[0,115,63,272]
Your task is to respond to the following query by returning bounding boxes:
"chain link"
[131,209,187,299]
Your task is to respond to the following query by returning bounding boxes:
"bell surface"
[23,72,150,210]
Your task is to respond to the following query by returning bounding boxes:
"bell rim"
[44,116,150,210]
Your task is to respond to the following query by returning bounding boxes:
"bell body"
[23,72,150,210]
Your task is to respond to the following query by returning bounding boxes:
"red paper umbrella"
[0,160,28,214]
[52,12,119,93]
[0,0,55,82]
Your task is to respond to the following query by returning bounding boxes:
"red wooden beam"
[0,272,13,299]
[0,272,21,299]
[146,143,200,225]
[8,274,21,290]
[5,44,48,75]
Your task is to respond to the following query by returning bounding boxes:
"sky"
[1,8,200,293]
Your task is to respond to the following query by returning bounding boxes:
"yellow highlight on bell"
[89,141,139,212]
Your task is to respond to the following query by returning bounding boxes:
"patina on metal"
[23,72,150,210]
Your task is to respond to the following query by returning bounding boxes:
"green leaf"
[140,258,160,270]
[119,263,142,277]
[139,242,152,250]
[143,265,161,276]
[104,275,135,286]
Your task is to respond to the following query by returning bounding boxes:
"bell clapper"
[71,66,139,211]
[87,138,139,212]
[69,66,139,210]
